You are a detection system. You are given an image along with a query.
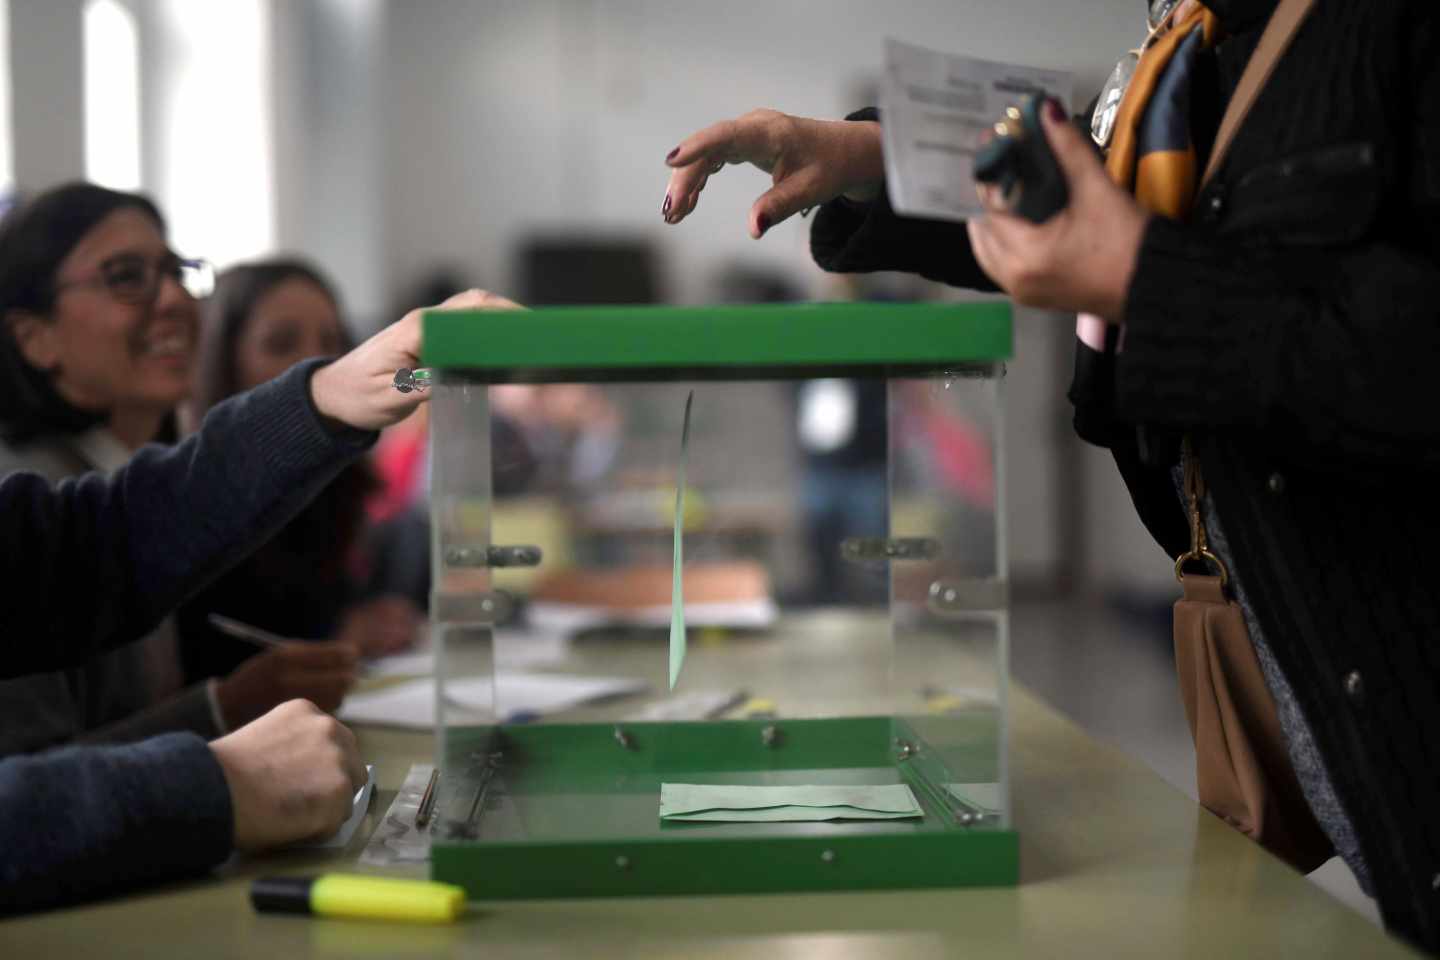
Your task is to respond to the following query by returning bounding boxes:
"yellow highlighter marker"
[251,874,465,924]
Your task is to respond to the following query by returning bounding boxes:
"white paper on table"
[337,680,456,729]
[338,672,647,730]
[364,649,437,677]
[364,628,572,678]
[879,37,1072,222]
[628,689,748,722]
[495,628,571,668]
[528,599,778,635]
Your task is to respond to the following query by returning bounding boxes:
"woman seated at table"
[0,182,359,750]
[177,257,421,686]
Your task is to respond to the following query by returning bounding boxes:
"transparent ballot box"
[423,302,1014,897]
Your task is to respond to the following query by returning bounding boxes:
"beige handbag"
[1170,0,1335,872]
[1174,442,1332,871]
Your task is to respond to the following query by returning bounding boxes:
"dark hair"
[0,182,167,445]
[189,257,376,603]
[193,257,348,415]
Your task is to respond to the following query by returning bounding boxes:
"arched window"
[153,0,274,266]
[83,0,142,191]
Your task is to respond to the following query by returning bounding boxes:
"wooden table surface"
[1,681,1416,959]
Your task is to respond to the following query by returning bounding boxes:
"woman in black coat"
[661,0,1440,950]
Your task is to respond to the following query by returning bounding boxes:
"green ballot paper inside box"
[419,301,1016,898]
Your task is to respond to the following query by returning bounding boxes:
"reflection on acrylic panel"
[890,370,1008,827]
[429,368,1007,791]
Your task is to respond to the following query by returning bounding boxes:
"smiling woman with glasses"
[0,183,208,449]
[0,180,357,771]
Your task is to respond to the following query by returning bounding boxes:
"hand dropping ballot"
[879,38,1072,222]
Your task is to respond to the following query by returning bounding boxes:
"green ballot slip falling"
[669,390,694,690]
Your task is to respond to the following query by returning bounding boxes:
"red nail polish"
[1046,98,1066,124]
[666,147,680,163]
[662,194,672,216]
[756,213,771,236]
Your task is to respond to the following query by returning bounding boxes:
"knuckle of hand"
[776,116,799,148]
[326,717,355,748]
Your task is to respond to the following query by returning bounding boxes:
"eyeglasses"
[1091,0,1187,149]
[54,251,216,305]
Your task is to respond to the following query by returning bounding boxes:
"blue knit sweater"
[0,359,374,913]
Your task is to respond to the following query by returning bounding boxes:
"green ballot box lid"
[421,301,1012,383]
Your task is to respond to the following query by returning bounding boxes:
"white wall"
[138,0,274,268]
[376,0,1166,593]
[9,0,85,191]
[272,0,387,320]
[380,0,1135,305]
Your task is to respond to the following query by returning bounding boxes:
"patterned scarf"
[1075,1,1223,353]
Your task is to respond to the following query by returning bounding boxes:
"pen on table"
[251,874,465,924]
[704,689,750,720]
[207,613,294,649]
[207,613,370,675]
[415,767,441,828]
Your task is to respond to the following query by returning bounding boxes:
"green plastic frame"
[421,302,1012,381]
[430,717,1019,899]
[423,301,1016,897]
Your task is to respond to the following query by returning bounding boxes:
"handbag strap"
[1177,0,1317,584]
[1199,0,1317,187]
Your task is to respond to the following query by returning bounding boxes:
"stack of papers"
[364,628,571,678]
[659,783,923,822]
[627,689,747,722]
[530,599,778,635]
[339,672,647,729]
[528,562,778,635]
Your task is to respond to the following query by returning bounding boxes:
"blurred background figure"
[794,374,888,605]
[0,183,358,749]
[713,266,889,607]
[177,257,422,689]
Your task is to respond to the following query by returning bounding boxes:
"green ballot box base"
[430,716,1019,899]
